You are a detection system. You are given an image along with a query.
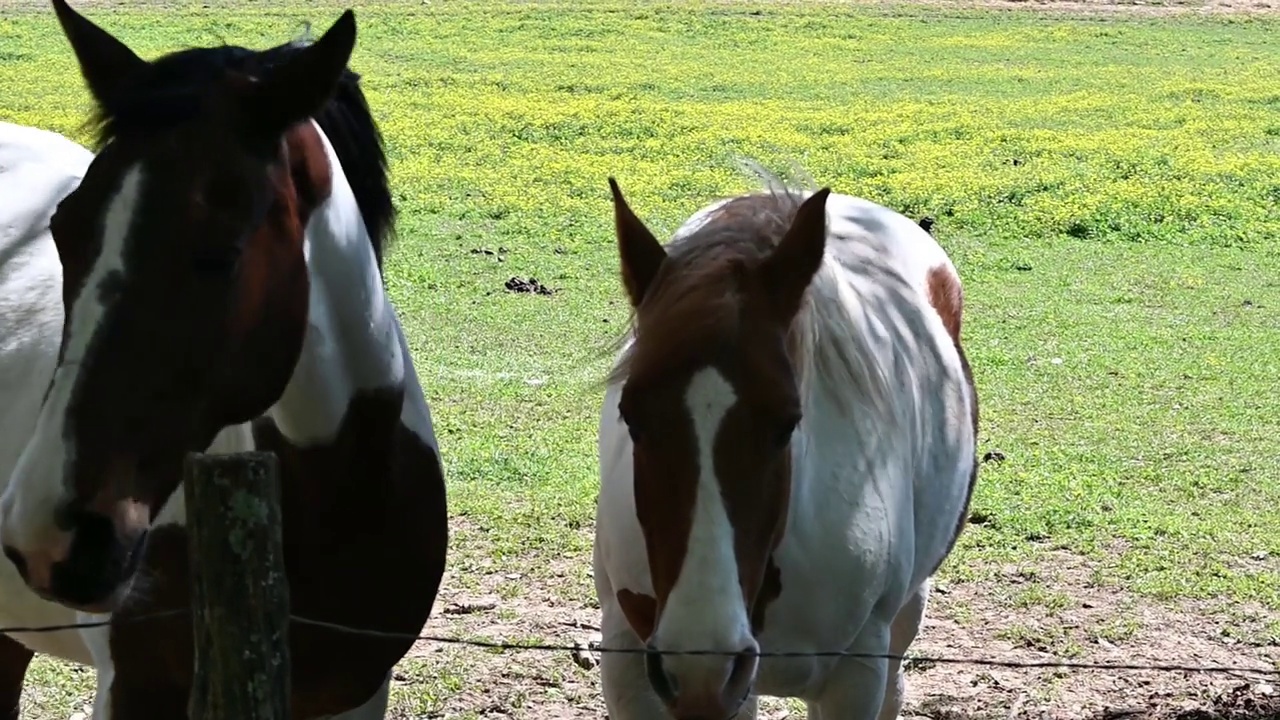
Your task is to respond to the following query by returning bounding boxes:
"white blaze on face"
[650,367,754,655]
[0,164,144,559]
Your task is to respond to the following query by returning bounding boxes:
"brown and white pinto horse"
[593,167,979,720]
[0,2,447,718]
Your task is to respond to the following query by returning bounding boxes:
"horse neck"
[155,212,425,521]
[150,126,435,529]
[266,125,423,448]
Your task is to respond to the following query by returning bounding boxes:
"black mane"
[87,39,396,270]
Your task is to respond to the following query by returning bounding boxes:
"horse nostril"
[644,646,677,704]
[2,545,27,580]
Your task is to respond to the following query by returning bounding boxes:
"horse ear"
[242,10,356,140]
[51,0,148,110]
[608,177,667,308]
[758,188,831,321]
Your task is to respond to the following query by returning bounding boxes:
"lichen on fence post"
[185,451,291,720]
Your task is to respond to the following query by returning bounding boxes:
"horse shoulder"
[826,195,968,393]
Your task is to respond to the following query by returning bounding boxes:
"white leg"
[80,616,114,720]
[90,666,113,720]
[878,581,929,720]
[593,535,665,719]
[811,621,891,720]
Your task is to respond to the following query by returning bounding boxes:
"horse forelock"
[607,189,805,385]
[604,186,894,423]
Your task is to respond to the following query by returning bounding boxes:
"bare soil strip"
[402,547,1279,719]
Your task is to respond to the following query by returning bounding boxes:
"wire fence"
[5,609,1277,677]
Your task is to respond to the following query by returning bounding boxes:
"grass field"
[3,0,1280,717]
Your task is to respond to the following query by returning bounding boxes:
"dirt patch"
[393,541,1278,719]
[901,551,1278,719]
[393,539,603,719]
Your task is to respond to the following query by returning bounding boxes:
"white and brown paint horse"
[593,168,979,720]
[0,3,447,718]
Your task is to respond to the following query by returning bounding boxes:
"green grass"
[2,0,1280,716]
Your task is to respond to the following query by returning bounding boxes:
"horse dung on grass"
[592,167,979,720]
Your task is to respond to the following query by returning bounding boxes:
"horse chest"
[266,412,448,715]
[99,411,447,716]
[744,517,908,699]
[767,544,891,634]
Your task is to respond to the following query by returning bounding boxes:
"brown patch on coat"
[925,264,963,347]
[616,589,658,641]
[714,389,793,628]
[213,129,312,426]
[106,388,449,718]
[750,555,783,635]
[924,263,980,571]
[616,374,700,635]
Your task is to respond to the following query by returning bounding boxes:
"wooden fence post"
[185,451,291,720]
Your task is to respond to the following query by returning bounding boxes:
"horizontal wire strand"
[2,609,1275,676]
